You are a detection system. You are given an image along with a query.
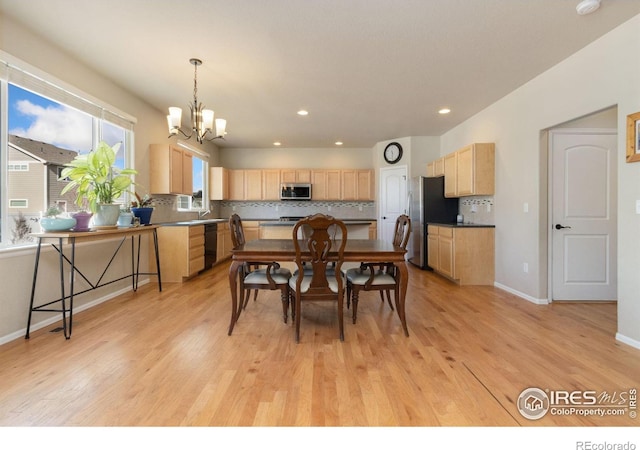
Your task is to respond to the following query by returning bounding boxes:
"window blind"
[0,58,135,130]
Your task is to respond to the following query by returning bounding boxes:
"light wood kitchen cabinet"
[281,169,311,183]
[427,157,445,177]
[155,225,205,282]
[340,169,374,200]
[443,143,495,197]
[311,169,341,200]
[427,225,494,285]
[443,153,457,197]
[216,222,233,262]
[228,169,262,200]
[262,169,281,200]
[209,167,229,200]
[368,221,377,239]
[149,144,193,195]
[245,169,262,200]
[455,143,494,196]
[228,169,245,200]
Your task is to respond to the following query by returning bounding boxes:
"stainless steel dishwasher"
[204,223,217,270]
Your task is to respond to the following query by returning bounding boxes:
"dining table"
[227,238,409,337]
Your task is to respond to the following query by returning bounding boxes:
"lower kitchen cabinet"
[427,225,494,285]
[155,225,205,282]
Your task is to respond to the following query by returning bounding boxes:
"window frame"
[0,51,137,249]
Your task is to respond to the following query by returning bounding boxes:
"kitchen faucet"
[199,209,211,219]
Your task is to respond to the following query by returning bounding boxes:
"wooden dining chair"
[289,214,348,342]
[345,214,411,323]
[229,214,292,323]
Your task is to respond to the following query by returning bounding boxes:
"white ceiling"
[1,0,639,149]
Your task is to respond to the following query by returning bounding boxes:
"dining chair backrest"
[229,213,246,248]
[392,214,411,249]
[292,214,348,299]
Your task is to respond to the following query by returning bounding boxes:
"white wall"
[219,147,373,169]
[0,14,189,342]
[440,14,640,346]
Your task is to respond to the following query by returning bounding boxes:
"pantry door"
[379,166,408,242]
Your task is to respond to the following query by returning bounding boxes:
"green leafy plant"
[131,192,154,208]
[43,205,63,218]
[60,141,137,214]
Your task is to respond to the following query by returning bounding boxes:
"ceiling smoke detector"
[576,0,600,15]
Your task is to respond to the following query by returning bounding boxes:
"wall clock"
[384,142,403,164]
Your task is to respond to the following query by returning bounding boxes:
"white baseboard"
[494,282,549,304]
[0,279,150,346]
[615,332,640,350]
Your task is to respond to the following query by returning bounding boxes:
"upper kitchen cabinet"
[342,169,374,201]
[311,169,341,200]
[427,157,445,177]
[149,144,193,195]
[228,169,262,200]
[262,169,281,200]
[209,167,229,200]
[281,169,311,183]
[444,143,495,197]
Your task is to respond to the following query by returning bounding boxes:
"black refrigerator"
[407,176,459,270]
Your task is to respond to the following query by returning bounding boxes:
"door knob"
[555,224,572,230]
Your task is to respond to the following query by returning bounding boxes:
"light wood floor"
[0,262,638,426]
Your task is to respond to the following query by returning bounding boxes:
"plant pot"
[93,204,120,227]
[117,211,134,228]
[40,217,76,232]
[72,211,93,232]
[132,207,154,225]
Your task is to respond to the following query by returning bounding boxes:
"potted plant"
[70,198,93,232]
[40,205,76,232]
[130,192,154,225]
[60,141,137,227]
[117,205,134,228]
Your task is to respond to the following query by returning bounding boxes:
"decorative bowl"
[40,217,77,232]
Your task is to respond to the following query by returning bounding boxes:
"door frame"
[546,127,618,303]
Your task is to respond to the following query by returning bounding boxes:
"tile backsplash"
[219,201,376,220]
[458,196,494,225]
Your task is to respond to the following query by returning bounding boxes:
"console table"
[26,225,162,339]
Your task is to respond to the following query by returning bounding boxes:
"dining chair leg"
[294,294,301,343]
[385,290,394,311]
[338,292,344,341]
[280,287,289,324]
[346,282,352,309]
[351,288,360,324]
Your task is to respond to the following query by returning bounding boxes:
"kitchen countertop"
[428,222,495,228]
[158,219,227,226]
[159,218,376,227]
[260,220,374,227]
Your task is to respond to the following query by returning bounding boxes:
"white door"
[550,130,617,301]
[379,166,408,242]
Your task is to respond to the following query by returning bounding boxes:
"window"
[1,56,136,248]
[9,199,28,208]
[176,146,209,211]
[8,163,28,171]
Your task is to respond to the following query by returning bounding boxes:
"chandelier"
[167,58,227,144]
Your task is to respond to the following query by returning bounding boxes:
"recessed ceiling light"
[335,141,343,146]
[297,110,309,116]
[439,108,451,114]
[273,141,281,146]
[576,0,600,15]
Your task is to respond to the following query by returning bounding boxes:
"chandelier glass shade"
[167,58,226,144]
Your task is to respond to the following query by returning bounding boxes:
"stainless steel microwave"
[280,183,312,200]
